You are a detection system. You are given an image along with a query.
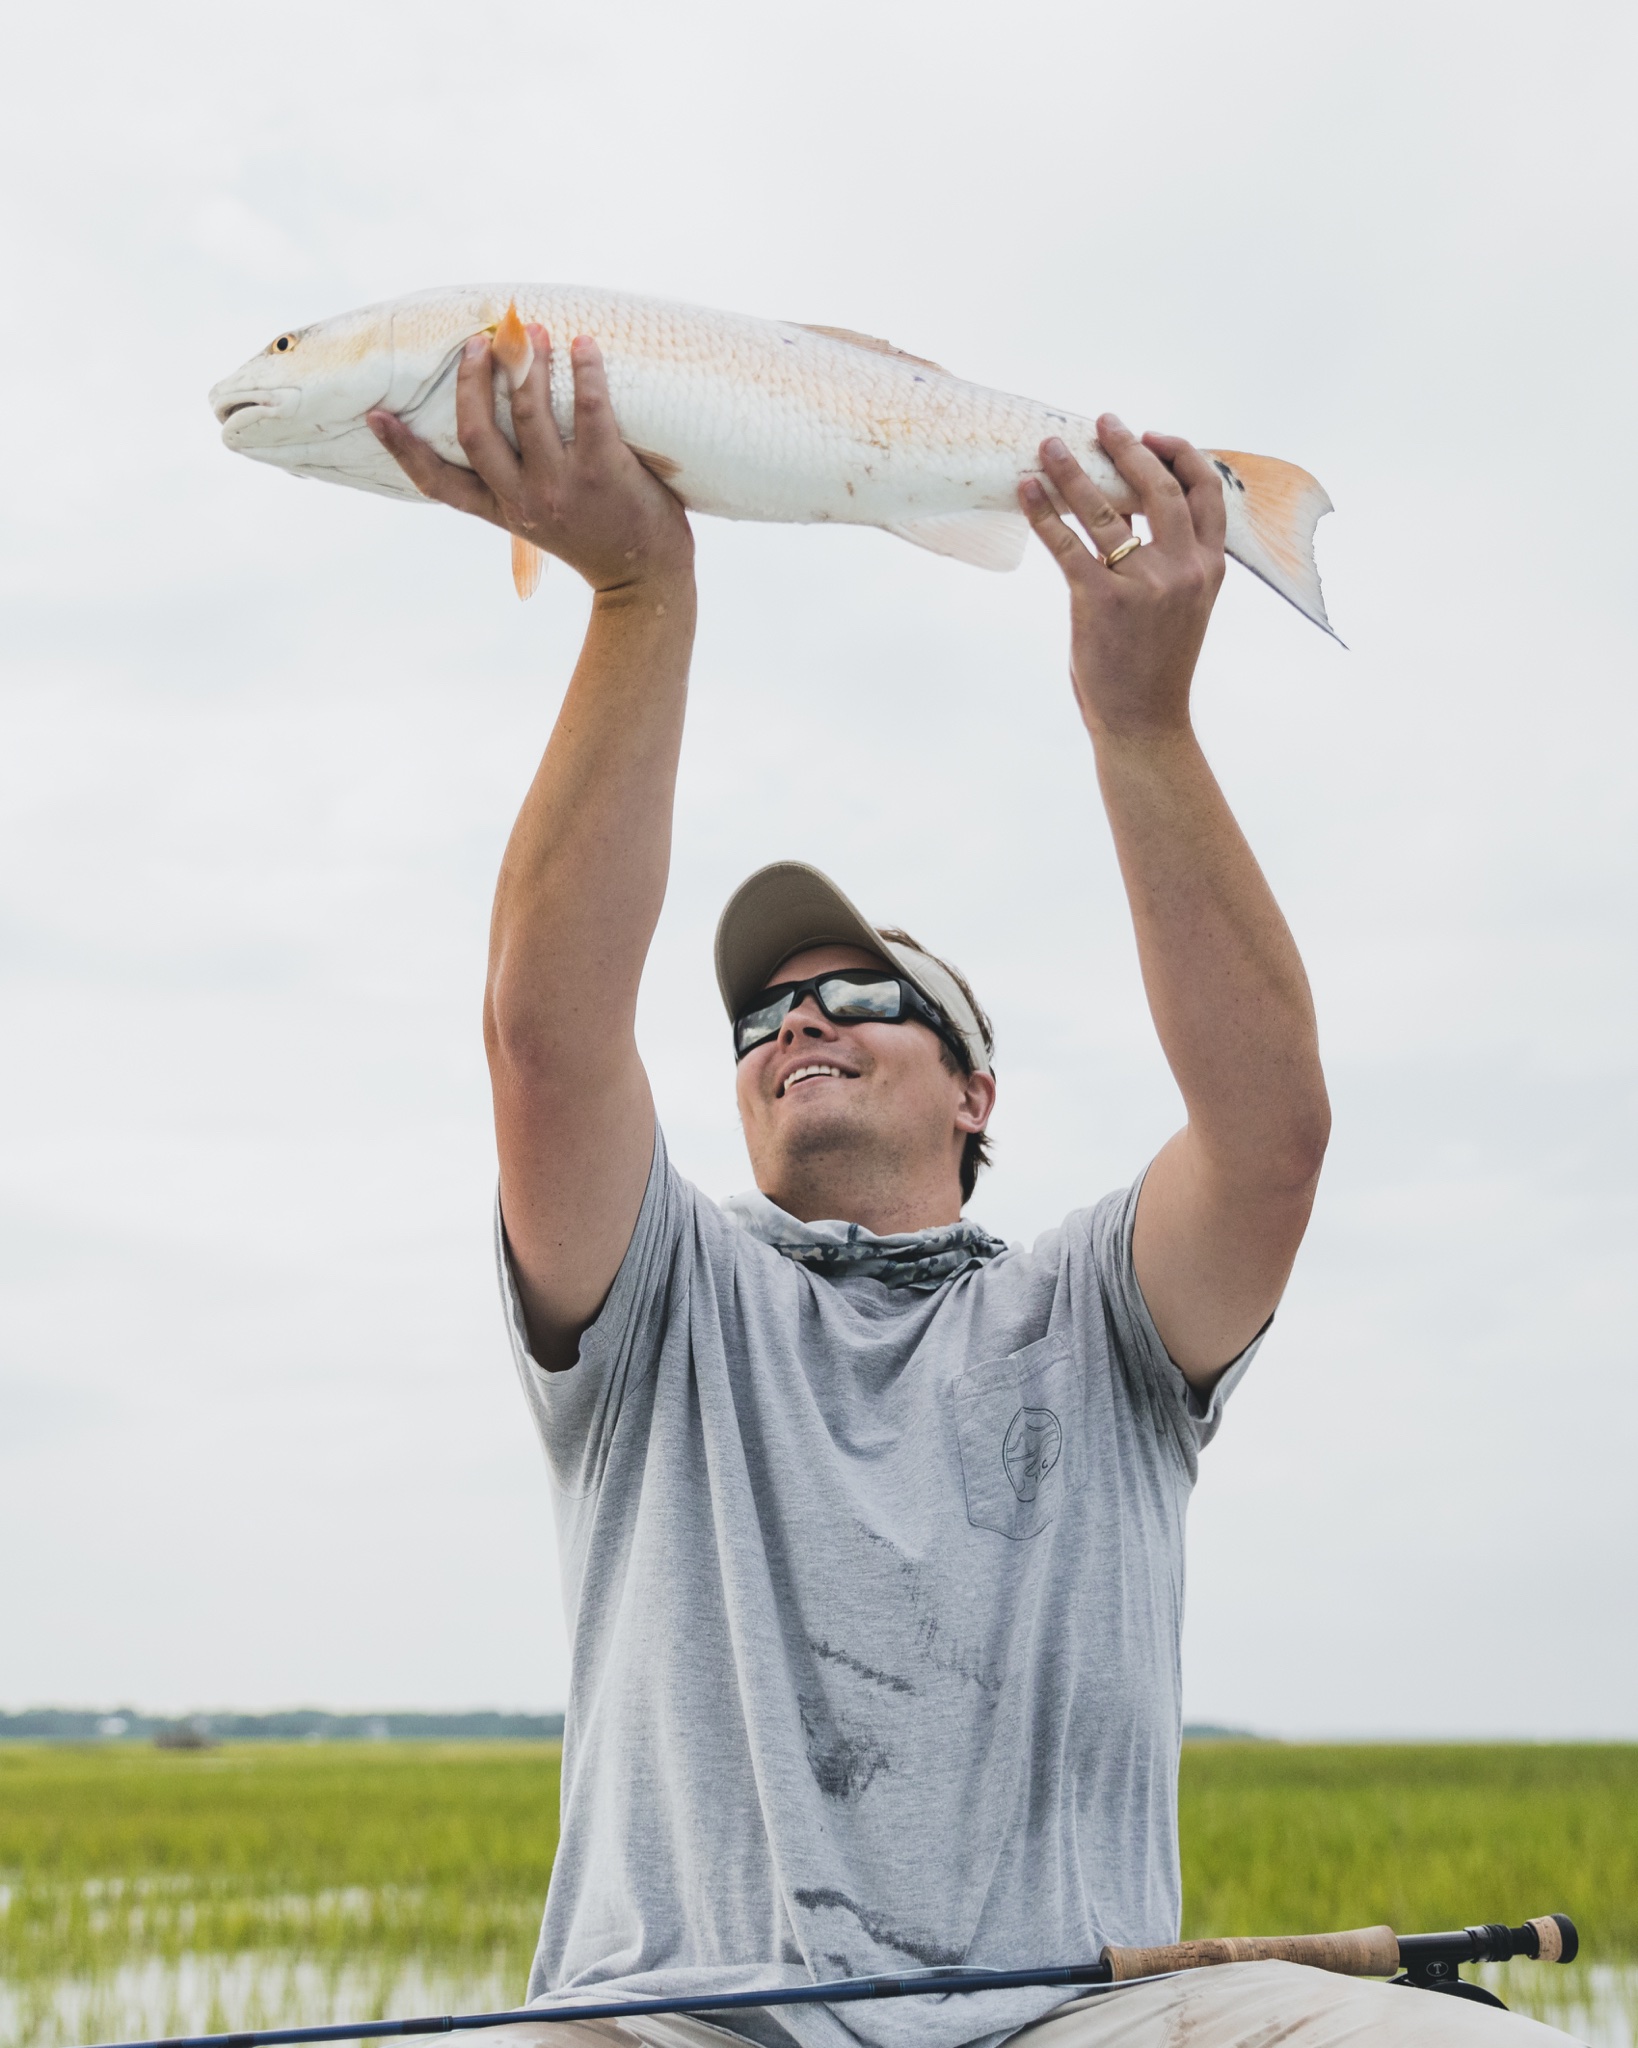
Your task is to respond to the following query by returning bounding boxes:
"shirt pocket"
[952,1335,1088,1541]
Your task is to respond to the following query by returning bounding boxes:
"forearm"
[483,573,696,1365]
[1091,718,1329,1185]
[485,572,697,1074]
[374,325,698,1363]
[1022,422,1328,1377]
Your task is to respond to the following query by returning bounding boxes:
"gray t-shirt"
[497,1127,1256,2048]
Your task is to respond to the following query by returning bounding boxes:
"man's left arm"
[1021,422,1331,1391]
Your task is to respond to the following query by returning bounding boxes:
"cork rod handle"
[1102,1926,1402,1981]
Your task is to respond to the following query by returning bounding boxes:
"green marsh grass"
[1179,1742,1638,1957]
[2,1740,1635,2048]
[0,1743,559,2048]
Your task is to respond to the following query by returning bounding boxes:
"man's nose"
[779,995,835,1044]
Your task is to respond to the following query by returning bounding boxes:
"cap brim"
[714,862,890,1021]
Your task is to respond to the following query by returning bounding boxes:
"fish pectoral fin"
[628,444,682,483]
[885,509,1030,572]
[511,533,546,600]
[797,324,949,375]
[492,300,535,391]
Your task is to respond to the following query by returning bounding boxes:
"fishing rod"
[81,1913,1578,2048]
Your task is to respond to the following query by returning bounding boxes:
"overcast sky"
[3,0,1634,1737]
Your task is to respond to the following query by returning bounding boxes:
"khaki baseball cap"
[713,860,993,1075]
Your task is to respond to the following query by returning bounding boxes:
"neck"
[762,1147,964,1234]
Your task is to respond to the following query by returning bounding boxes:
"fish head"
[208,291,508,499]
[209,301,397,454]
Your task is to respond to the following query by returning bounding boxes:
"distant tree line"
[3,1709,1258,1746]
[0,1708,566,1742]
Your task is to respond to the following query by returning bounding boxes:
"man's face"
[733,943,993,1222]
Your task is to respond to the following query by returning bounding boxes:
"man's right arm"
[370,328,696,1370]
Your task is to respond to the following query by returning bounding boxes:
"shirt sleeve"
[1084,1168,1265,1469]
[495,1120,687,1498]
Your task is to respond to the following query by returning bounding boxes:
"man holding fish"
[357,328,1536,2048]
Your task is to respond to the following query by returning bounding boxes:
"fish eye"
[267,333,298,355]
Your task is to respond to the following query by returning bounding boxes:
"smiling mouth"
[779,1063,851,1097]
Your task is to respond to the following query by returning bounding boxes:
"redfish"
[209,285,1335,634]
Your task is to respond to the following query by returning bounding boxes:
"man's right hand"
[367,327,694,595]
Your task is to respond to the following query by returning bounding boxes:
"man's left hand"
[1020,422,1226,740]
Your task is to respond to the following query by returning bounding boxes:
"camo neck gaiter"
[720,1188,1008,1292]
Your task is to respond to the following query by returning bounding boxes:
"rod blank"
[81,1965,1123,2048]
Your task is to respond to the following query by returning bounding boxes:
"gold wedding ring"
[1102,536,1142,568]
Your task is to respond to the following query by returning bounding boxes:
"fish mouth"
[209,383,299,436]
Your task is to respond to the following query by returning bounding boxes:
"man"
[368,333,1557,2048]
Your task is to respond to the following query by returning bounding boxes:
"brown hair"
[874,927,995,1206]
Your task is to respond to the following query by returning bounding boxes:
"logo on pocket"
[1002,1406,1062,1502]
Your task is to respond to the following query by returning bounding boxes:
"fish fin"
[511,533,545,600]
[798,324,949,374]
[628,444,681,482]
[1207,450,1340,641]
[886,509,1030,572]
[492,299,535,391]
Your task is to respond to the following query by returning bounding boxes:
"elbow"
[483,966,554,1081]
[1218,1076,1330,1199]
[483,964,635,1101]
[1273,1084,1332,1193]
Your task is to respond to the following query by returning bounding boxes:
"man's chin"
[756,1095,876,1172]
[779,1103,864,1147]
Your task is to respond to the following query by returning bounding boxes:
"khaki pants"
[1015,1963,1582,2047]
[479,1965,1583,2048]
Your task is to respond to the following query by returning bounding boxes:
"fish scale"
[209,282,1336,634]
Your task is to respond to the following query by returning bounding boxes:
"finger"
[1097,414,1193,551]
[1143,432,1228,553]
[1038,437,1133,559]
[367,411,503,522]
[1019,474,1101,578]
[510,323,566,470]
[455,336,523,496]
[567,336,622,463]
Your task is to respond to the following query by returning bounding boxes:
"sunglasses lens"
[734,975,920,1058]
[819,976,903,1020]
[734,991,795,1056]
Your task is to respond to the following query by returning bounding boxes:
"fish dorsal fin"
[797,324,948,374]
[885,509,1030,572]
[512,533,545,600]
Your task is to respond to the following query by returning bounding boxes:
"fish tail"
[1207,450,1340,642]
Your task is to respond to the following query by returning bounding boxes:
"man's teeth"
[785,1064,846,1089]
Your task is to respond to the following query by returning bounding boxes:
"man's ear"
[954,1069,996,1136]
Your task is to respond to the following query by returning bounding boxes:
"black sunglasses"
[733,970,964,1064]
